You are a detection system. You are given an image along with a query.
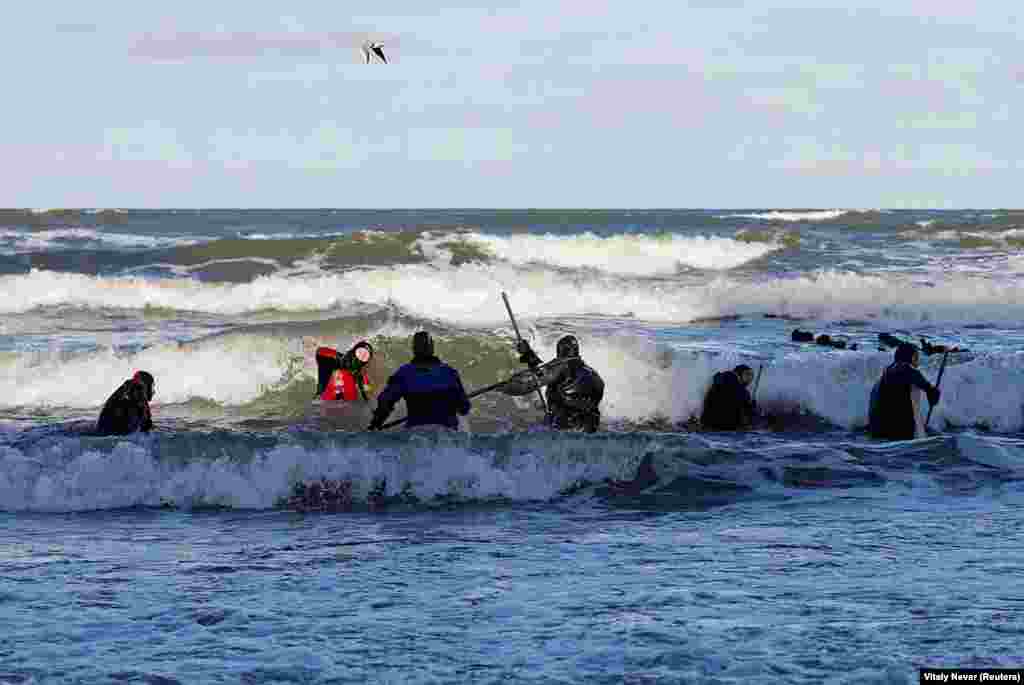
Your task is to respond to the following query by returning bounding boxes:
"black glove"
[367,415,384,431]
[516,340,541,368]
[927,387,941,406]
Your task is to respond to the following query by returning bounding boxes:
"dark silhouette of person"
[869,343,940,440]
[505,335,605,433]
[700,365,756,431]
[96,371,155,435]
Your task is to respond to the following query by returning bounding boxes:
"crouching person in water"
[700,364,757,431]
[315,340,375,402]
[96,371,155,435]
[367,331,471,430]
[504,335,605,433]
[869,343,940,441]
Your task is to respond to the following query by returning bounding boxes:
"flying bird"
[361,40,387,64]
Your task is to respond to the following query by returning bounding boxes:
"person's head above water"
[412,331,435,359]
[895,343,919,366]
[556,335,580,359]
[733,364,754,386]
[133,370,155,401]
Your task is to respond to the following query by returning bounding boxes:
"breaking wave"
[717,210,852,222]
[3,318,1024,438]
[2,427,1021,513]
[423,232,782,275]
[5,266,1024,328]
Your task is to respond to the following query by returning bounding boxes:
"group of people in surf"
[93,325,943,505]
[95,331,942,444]
[316,330,607,433]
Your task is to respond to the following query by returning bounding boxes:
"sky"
[3,1,1022,208]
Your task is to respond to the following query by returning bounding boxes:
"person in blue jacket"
[367,331,471,430]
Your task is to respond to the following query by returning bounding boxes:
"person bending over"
[316,340,375,402]
[700,364,756,431]
[96,371,155,435]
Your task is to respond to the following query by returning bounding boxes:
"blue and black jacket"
[372,355,471,429]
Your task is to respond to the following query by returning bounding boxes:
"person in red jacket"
[315,341,375,402]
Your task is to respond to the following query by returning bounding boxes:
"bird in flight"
[361,40,387,64]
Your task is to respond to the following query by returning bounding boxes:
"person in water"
[367,331,471,430]
[316,340,375,402]
[96,371,155,435]
[504,335,605,433]
[868,343,941,441]
[700,364,757,431]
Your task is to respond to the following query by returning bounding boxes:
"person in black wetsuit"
[96,371,155,435]
[868,343,940,441]
[367,331,471,430]
[700,364,757,431]
[503,335,605,433]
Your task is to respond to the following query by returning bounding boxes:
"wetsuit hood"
[341,340,374,372]
[556,335,580,359]
[895,343,917,364]
[412,331,434,360]
[133,370,155,401]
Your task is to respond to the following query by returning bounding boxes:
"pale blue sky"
[4,1,1022,207]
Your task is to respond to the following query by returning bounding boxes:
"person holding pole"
[367,331,471,431]
[502,334,605,433]
[498,292,604,433]
[868,343,941,441]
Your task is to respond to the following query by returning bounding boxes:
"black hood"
[340,340,374,372]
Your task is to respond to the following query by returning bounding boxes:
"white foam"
[7,265,1024,330]
[698,270,1024,326]
[0,228,203,252]
[5,323,1023,438]
[0,431,669,512]
[241,230,354,240]
[742,350,1024,434]
[718,210,850,222]
[518,332,1024,436]
[3,416,1019,513]
[422,232,781,275]
[0,314,432,409]
[0,334,298,408]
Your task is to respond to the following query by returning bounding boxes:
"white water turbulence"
[0,334,301,408]
[0,228,203,252]
[3,296,1024,440]
[6,265,1024,329]
[0,430,687,513]
[424,232,782,275]
[717,209,852,222]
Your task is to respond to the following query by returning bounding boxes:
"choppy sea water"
[2,208,1024,683]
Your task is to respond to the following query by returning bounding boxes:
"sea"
[1,208,1023,684]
